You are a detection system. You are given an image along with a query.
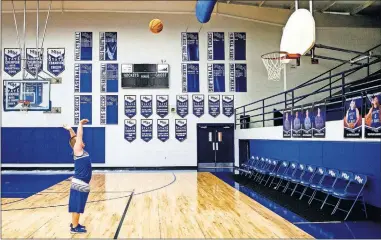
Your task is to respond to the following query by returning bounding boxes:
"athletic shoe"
[70,223,86,229]
[70,225,87,234]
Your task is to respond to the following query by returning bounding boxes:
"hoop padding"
[261,51,288,81]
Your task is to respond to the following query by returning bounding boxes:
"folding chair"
[257,158,275,184]
[262,159,279,186]
[297,165,317,199]
[289,164,309,196]
[320,169,340,209]
[277,162,297,191]
[253,158,270,182]
[268,160,289,188]
[308,168,338,205]
[238,156,256,176]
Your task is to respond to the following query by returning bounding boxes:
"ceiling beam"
[350,0,376,15]
[320,1,337,12]
[258,1,266,7]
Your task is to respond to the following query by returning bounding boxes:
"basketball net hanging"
[261,51,288,81]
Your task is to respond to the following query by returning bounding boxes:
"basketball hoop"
[261,51,300,81]
[19,100,31,113]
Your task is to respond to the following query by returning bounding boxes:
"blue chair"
[262,159,279,186]
[284,163,306,193]
[268,160,289,188]
[320,169,340,209]
[289,164,313,196]
[250,157,267,180]
[253,158,271,182]
[240,156,257,176]
[296,165,317,198]
[277,162,298,191]
[308,168,338,205]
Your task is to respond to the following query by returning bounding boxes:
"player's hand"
[80,119,89,125]
[63,124,71,130]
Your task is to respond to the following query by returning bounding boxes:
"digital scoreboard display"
[121,63,169,88]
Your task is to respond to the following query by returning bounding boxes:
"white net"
[19,100,30,114]
[261,52,288,81]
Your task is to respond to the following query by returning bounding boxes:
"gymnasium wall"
[1,12,380,167]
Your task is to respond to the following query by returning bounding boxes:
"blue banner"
[344,96,363,138]
[302,105,313,138]
[208,63,225,92]
[26,48,43,76]
[176,95,188,118]
[208,95,220,117]
[229,32,246,60]
[124,95,136,118]
[175,119,187,142]
[192,94,204,118]
[222,95,234,117]
[157,119,169,142]
[181,32,199,61]
[124,119,136,142]
[75,32,92,61]
[292,107,303,138]
[74,64,92,93]
[100,32,117,61]
[140,95,153,118]
[74,95,92,125]
[229,63,247,92]
[312,103,326,138]
[141,119,153,142]
[4,48,21,77]
[182,63,200,93]
[47,48,65,76]
[100,95,118,125]
[207,32,225,61]
[283,109,292,138]
[156,95,169,118]
[101,63,118,93]
[365,92,381,138]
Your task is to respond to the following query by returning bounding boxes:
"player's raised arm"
[63,124,76,138]
[74,119,89,152]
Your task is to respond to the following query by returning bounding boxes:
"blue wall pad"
[250,139,381,208]
[1,127,105,164]
[195,0,217,23]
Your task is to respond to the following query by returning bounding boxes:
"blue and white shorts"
[68,178,90,213]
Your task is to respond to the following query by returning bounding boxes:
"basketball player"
[293,111,301,130]
[315,107,324,130]
[365,95,381,128]
[344,100,360,129]
[304,109,312,130]
[284,112,291,131]
[63,119,92,234]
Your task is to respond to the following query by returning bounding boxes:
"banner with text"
[124,95,136,118]
[26,48,43,76]
[99,32,117,61]
[175,119,187,142]
[74,95,92,125]
[124,119,136,143]
[312,103,326,138]
[182,63,200,93]
[365,92,381,138]
[47,48,65,76]
[74,63,92,93]
[208,63,225,92]
[177,95,188,118]
[229,32,246,60]
[100,95,118,125]
[344,96,363,138]
[229,63,247,92]
[157,119,170,142]
[75,32,92,61]
[207,32,225,61]
[140,95,153,118]
[192,94,204,118]
[222,95,234,117]
[208,95,221,117]
[141,119,153,142]
[181,32,199,61]
[156,95,169,118]
[100,63,118,93]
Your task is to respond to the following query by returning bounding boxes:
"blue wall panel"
[1,127,105,164]
[250,139,381,208]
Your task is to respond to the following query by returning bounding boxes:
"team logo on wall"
[176,95,188,118]
[222,96,234,117]
[75,32,92,61]
[365,92,381,138]
[141,119,153,142]
[47,48,65,76]
[312,103,326,138]
[4,48,21,76]
[192,94,204,118]
[181,32,199,61]
[100,95,118,125]
[74,95,92,125]
[100,32,117,61]
[292,107,303,138]
[229,32,246,60]
[208,63,225,92]
[229,63,247,92]
[175,119,187,142]
[74,63,92,93]
[124,95,136,118]
[344,96,363,138]
[100,63,118,93]
[207,32,225,61]
[302,105,313,138]
[156,95,169,118]
[283,108,292,138]
[140,95,153,118]
[157,119,169,142]
[208,95,221,118]
[26,48,43,76]
[124,119,136,143]
[182,63,200,93]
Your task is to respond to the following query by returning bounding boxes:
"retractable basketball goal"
[261,52,300,81]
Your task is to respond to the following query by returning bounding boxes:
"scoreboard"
[121,63,169,88]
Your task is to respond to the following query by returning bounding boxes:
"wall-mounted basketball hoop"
[18,100,31,113]
[261,51,301,81]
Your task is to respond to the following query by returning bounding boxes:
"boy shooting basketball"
[63,119,92,234]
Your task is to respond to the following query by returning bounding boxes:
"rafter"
[259,1,266,7]
[320,1,337,12]
[350,0,375,15]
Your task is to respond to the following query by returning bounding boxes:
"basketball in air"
[149,19,163,34]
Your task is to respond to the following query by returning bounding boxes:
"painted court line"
[294,221,342,224]
[113,190,134,239]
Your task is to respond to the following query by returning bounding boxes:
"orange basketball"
[149,19,163,34]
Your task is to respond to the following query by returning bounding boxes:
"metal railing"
[234,44,381,129]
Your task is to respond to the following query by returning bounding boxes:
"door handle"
[212,142,215,150]
[216,142,219,151]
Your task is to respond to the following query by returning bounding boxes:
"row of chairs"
[238,156,368,220]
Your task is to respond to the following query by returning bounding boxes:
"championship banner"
[26,48,43,76]
[157,119,170,142]
[74,95,92,125]
[74,64,92,93]
[99,32,117,61]
[207,32,225,61]
[208,95,221,117]
[140,95,153,118]
[283,109,292,138]
[229,63,247,92]
[302,105,313,138]
[344,96,363,138]
[365,93,381,138]
[182,63,200,93]
[175,119,187,142]
[312,103,326,138]
[229,32,246,60]
[156,95,169,118]
[75,32,92,61]
[141,119,153,142]
[4,48,21,76]
[292,107,302,138]
[124,95,136,118]
[208,63,225,92]
[192,94,204,118]
[222,95,234,117]
[100,95,118,125]
[100,63,118,93]
[124,119,136,143]
[47,48,65,76]
[181,32,199,61]
[177,95,189,118]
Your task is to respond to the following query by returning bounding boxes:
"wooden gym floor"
[1,172,313,238]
